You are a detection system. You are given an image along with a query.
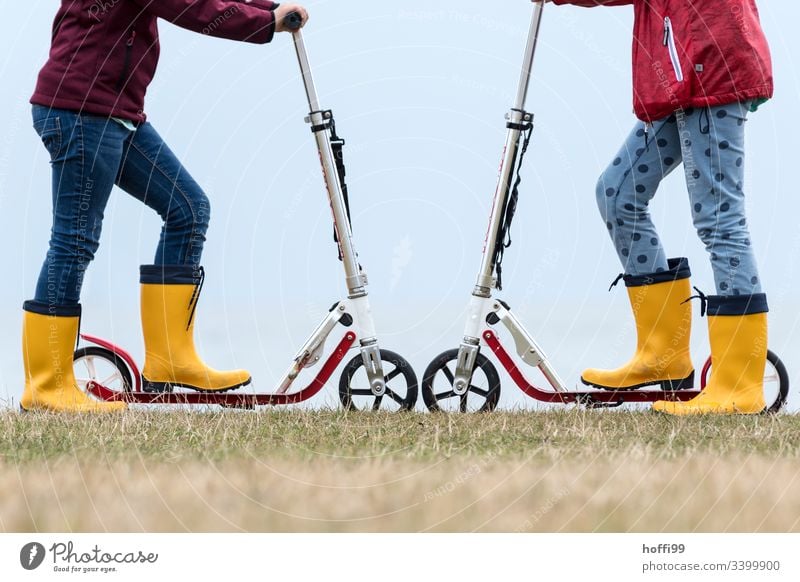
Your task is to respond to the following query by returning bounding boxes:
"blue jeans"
[596,102,761,296]
[31,105,210,306]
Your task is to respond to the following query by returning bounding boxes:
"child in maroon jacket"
[23,1,308,412]
[549,0,774,414]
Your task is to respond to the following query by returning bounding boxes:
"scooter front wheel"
[422,349,501,413]
[339,350,418,411]
[700,350,790,414]
[73,346,134,397]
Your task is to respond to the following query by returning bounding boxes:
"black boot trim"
[623,257,691,288]
[706,293,769,316]
[140,265,202,285]
[23,300,81,318]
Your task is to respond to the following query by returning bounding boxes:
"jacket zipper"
[115,30,136,92]
[662,17,684,82]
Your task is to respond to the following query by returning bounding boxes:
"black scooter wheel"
[339,350,418,411]
[422,349,501,413]
[700,349,790,414]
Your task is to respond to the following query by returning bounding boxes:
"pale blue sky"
[0,1,797,410]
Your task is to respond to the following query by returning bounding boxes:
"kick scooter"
[421,0,789,413]
[73,12,418,411]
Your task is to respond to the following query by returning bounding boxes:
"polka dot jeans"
[596,101,761,296]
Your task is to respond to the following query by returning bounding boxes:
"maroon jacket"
[553,0,774,122]
[31,0,279,123]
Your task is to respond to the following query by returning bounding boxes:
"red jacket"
[552,0,774,122]
[31,0,279,123]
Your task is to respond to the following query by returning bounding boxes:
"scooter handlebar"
[284,11,304,31]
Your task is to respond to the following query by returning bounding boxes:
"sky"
[0,0,798,411]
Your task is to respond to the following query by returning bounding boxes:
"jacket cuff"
[231,1,277,44]
[242,0,278,11]
[254,9,277,44]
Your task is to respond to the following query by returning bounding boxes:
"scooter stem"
[455,2,545,393]
[292,29,321,112]
[514,0,545,112]
[474,1,545,296]
[289,24,386,395]
[291,30,366,297]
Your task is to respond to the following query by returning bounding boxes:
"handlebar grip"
[284,11,304,31]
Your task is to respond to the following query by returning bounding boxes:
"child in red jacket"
[24,1,308,412]
[549,0,774,414]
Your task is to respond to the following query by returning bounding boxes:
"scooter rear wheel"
[422,349,501,413]
[339,350,418,411]
[700,349,790,414]
[73,346,134,397]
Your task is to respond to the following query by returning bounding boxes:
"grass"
[2,409,800,532]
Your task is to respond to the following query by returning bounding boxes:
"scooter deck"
[483,329,702,408]
[85,332,357,408]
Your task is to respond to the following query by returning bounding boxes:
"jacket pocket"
[662,17,684,82]
[115,29,136,92]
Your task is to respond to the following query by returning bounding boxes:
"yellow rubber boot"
[582,258,695,391]
[140,265,251,393]
[21,302,126,413]
[654,294,768,415]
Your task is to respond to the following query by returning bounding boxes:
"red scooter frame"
[79,332,356,408]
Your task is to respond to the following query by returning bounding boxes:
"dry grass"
[2,409,800,532]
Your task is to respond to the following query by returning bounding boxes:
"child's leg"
[582,117,694,391]
[595,117,683,275]
[115,122,210,267]
[679,103,761,295]
[32,109,129,306]
[653,103,768,415]
[25,107,129,412]
[115,122,249,393]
